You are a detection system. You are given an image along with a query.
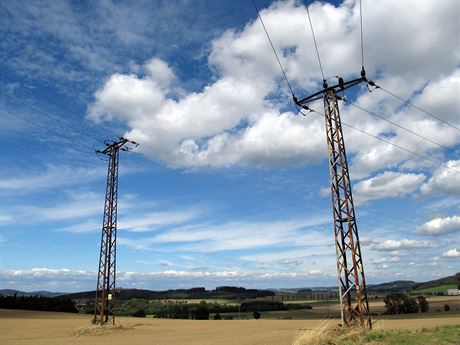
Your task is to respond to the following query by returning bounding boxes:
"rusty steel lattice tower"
[295,72,372,328]
[94,137,137,325]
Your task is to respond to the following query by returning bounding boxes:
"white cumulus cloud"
[86,0,460,174]
[354,171,425,203]
[374,239,436,251]
[442,248,460,258]
[421,160,460,195]
[416,215,460,235]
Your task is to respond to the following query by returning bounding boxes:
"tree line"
[65,286,275,301]
[384,293,429,314]
[0,294,78,313]
[115,299,313,319]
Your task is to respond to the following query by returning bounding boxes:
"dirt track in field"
[1,309,460,345]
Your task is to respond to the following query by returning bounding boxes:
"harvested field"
[1,309,459,345]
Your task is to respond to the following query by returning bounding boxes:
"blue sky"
[0,0,459,292]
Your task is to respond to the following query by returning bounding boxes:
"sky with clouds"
[0,0,459,292]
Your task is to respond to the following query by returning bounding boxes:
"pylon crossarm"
[295,76,366,106]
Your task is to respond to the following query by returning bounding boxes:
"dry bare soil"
[1,309,460,345]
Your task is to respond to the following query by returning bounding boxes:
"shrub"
[416,296,429,312]
[383,293,419,314]
[131,309,146,318]
[240,300,286,312]
[444,304,450,311]
[195,306,210,320]
[253,311,261,319]
[213,313,222,320]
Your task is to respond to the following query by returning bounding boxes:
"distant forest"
[64,286,276,301]
[0,294,78,313]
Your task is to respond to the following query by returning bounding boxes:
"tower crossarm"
[294,76,367,106]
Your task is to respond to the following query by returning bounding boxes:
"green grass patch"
[366,325,460,345]
[412,284,457,294]
[292,325,460,345]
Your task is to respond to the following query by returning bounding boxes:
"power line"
[2,97,427,236]
[0,23,445,234]
[2,95,442,241]
[298,106,460,175]
[3,93,427,241]
[83,112,430,233]
[4,102,443,244]
[121,124,438,235]
[0,107,95,152]
[1,73,121,139]
[1,101,439,242]
[256,192,438,240]
[0,32,121,139]
[303,0,325,81]
[359,0,364,69]
[278,115,434,229]
[2,90,442,260]
[0,76,186,162]
[3,11,443,249]
[373,82,460,133]
[250,0,295,96]
[343,98,460,158]
[1,91,105,145]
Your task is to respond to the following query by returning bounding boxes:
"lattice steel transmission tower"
[295,70,372,328]
[93,137,137,325]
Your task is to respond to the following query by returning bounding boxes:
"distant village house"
[447,289,460,296]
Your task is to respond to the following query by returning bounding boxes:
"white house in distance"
[447,289,460,296]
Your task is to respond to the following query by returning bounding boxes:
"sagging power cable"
[1,91,105,145]
[297,105,460,175]
[303,0,325,81]
[342,98,460,158]
[251,0,295,97]
[372,82,460,133]
[359,0,364,70]
[2,74,121,139]
[1,107,95,152]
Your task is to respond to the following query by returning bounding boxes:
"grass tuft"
[292,320,331,345]
[292,323,460,345]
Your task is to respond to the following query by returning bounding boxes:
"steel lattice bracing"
[94,137,137,325]
[323,89,371,328]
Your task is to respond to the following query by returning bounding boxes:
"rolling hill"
[0,289,64,297]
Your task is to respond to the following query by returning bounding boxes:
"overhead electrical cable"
[2,9,440,242]
[1,91,105,145]
[343,98,460,158]
[372,82,460,133]
[3,106,441,242]
[1,74,120,139]
[298,106,460,175]
[303,0,325,80]
[0,100,435,236]
[359,0,364,69]
[250,0,295,97]
[1,107,95,152]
